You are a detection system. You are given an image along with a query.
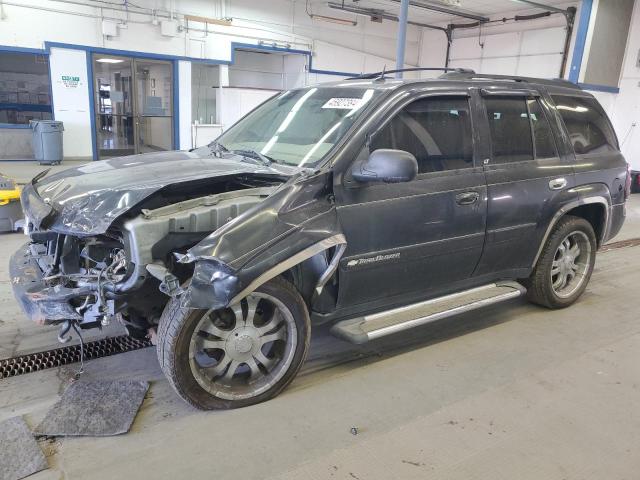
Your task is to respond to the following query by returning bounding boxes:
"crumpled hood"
[21,150,292,236]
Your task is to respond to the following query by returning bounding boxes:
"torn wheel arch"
[179,172,347,311]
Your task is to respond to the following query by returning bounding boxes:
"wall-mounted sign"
[61,75,81,88]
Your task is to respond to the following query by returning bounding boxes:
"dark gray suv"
[11,70,630,409]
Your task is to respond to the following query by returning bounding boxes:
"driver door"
[334,93,487,310]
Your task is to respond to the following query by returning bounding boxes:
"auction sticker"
[322,97,363,109]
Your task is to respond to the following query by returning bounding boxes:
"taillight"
[624,163,632,199]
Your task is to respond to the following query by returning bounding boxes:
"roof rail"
[439,71,582,90]
[348,67,475,80]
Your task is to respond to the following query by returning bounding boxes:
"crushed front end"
[10,234,127,328]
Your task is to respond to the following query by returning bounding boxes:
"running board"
[330,282,526,344]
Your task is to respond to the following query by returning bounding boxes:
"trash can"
[0,175,23,233]
[30,120,64,165]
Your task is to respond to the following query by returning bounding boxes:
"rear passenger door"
[474,91,576,276]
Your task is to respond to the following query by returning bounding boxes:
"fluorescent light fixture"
[310,13,357,26]
[96,58,125,64]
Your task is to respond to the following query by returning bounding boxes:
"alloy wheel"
[189,293,297,401]
[550,230,592,299]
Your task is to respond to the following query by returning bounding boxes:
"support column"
[395,0,409,78]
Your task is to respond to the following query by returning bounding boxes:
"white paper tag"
[322,97,363,109]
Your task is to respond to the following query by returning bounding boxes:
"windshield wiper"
[230,149,275,166]
[209,141,228,155]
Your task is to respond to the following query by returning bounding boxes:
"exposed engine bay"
[14,177,279,339]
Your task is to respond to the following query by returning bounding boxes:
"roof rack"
[348,67,475,80]
[438,71,581,90]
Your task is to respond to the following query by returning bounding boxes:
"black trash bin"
[30,120,64,165]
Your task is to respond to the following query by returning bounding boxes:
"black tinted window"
[528,99,557,158]
[551,95,618,154]
[371,97,473,173]
[485,97,533,162]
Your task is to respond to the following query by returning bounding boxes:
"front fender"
[180,171,346,309]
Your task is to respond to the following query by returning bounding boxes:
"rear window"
[485,97,534,163]
[551,95,618,154]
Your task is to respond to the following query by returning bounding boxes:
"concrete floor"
[0,160,87,185]
[1,159,639,479]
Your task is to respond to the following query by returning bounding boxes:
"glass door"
[93,54,135,158]
[93,54,174,159]
[134,59,173,153]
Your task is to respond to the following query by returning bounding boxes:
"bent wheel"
[157,277,310,410]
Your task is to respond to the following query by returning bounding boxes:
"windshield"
[214,86,381,167]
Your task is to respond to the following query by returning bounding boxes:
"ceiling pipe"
[388,0,489,23]
[508,0,569,15]
[327,2,452,69]
[327,2,447,32]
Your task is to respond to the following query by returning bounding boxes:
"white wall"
[0,0,424,157]
[590,0,640,170]
[48,47,93,158]
[0,0,419,76]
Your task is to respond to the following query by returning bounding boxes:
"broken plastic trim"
[229,234,347,305]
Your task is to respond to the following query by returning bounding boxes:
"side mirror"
[351,149,418,183]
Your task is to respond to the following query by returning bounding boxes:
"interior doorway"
[93,54,174,159]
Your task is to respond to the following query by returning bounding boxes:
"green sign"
[61,75,80,88]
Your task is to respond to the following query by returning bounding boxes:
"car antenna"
[374,65,387,83]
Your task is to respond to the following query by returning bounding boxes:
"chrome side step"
[330,282,526,344]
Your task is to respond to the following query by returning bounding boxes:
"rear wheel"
[526,215,597,309]
[157,277,310,410]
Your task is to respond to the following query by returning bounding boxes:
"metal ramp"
[330,282,526,344]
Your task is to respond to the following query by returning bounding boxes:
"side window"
[527,99,557,159]
[370,97,473,173]
[485,97,533,163]
[551,95,618,154]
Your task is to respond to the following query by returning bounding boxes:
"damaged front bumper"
[10,243,83,325]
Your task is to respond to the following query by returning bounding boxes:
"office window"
[485,97,533,163]
[371,97,473,173]
[0,52,52,125]
[551,95,618,154]
[192,63,219,124]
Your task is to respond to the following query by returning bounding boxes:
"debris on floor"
[35,380,149,437]
[0,416,48,480]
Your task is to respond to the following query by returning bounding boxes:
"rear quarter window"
[551,95,619,154]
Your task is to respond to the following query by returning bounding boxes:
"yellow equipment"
[0,174,23,232]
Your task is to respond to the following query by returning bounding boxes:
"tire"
[526,215,597,309]
[157,276,311,410]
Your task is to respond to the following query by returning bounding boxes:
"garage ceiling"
[315,0,576,24]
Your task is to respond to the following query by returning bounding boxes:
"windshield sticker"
[322,97,364,109]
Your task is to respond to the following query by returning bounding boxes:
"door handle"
[548,177,567,190]
[456,191,479,205]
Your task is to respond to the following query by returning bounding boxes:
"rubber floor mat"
[35,380,149,437]
[0,416,47,480]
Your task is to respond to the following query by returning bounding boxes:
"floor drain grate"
[0,335,152,379]
[600,237,640,252]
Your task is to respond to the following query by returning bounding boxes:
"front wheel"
[157,277,310,410]
[526,215,597,309]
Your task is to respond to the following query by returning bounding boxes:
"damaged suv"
[11,70,629,409]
